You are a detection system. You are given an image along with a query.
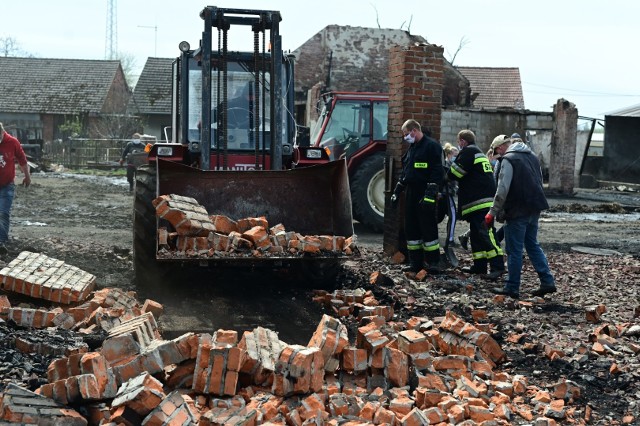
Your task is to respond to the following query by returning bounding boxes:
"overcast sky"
[3,0,639,119]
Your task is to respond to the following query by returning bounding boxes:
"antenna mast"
[105,0,118,59]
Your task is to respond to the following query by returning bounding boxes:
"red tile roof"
[457,67,524,109]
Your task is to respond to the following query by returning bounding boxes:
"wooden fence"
[42,138,130,169]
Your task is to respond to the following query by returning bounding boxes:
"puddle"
[543,212,640,223]
[35,172,128,188]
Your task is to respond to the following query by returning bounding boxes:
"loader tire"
[351,152,385,232]
[133,165,165,287]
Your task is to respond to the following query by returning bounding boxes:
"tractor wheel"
[133,165,165,287]
[351,152,385,232]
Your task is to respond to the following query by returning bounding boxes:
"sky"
[3,0,640,120]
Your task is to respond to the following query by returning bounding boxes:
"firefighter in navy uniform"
[447,129,505,279]
[390,119,444,273]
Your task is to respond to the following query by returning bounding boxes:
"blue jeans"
[0,183,16,244]
[503,213,555,293]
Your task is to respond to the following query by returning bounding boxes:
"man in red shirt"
[0,123,31,255]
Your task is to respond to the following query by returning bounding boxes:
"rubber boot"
[462,259,487,274]
[402,250,424,273]
[487,255,506,280]
[425,250,442,274]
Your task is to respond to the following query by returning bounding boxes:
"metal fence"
[42,138,129,169]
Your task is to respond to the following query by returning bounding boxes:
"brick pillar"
[549,99,577,194]
[383,44,444,256]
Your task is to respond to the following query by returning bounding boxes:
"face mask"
[404,133,415,144]
[451,156,457,162]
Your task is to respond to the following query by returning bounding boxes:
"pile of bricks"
[0,252,589,425]
[154,194,355,258]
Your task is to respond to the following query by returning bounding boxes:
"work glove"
[419,183,438,210]
[392,181,406,197]
[484,212,495,228]
[390,193,399,209]
[425,183,439,198]
[390,181,406,209]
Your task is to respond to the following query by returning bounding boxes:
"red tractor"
[133,7,353,284]
[295,92,389,232]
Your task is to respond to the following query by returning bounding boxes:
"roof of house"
[605,103,640,117]
[0,57,125,114]
[129,57,173,115]
[456,66,524,109]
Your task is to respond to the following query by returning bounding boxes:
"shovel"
[443,186,459,267]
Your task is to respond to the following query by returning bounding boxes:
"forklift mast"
[171,6,296,171]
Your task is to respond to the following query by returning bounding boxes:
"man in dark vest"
[486,138,556,299]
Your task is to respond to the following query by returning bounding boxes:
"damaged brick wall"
[383,43,444,256]
[293,25,470,127]
[293,26,428,103]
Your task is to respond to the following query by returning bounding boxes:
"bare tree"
[370,3,381,29]
[91,114,144,139]
[446,36,470,65]
[0,36,32,57]
[117,51,139,88]
[400,15,413,33]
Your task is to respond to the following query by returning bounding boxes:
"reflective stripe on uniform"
[450,162,465,178]
[407,240,423,251]
[461,198,494,216]
[422,197,435,203]
[488,229,504,257]
[474,156,493,173]
[422,239,440,252]
[473,248,501,260]
[414,162,428,168]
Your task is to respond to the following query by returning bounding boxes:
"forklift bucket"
[155,158,354,262]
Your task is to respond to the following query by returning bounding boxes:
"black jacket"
[447,143,496,217]
[399,134,444,190]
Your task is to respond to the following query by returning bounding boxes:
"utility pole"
[105,0,118,59]
[138,25,158,57]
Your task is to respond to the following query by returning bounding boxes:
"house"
[0,57,130,144]
[128,57,173,141]
[456,66,524,109]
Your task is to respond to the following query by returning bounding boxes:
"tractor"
[295,91,389,232]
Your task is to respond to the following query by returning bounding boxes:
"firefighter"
[447,129,505,279]
[390,119,444,273]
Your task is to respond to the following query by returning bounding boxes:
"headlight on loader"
[157,146,174,156]
[305,149,323,159]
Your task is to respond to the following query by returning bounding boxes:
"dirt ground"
[4,171,640,424]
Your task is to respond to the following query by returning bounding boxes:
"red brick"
[385,346,409,387]
[210,214,239,234]
[374,406,396,425]
[341,346,368,373]
[397,329,432,354]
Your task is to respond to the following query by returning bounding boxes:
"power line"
[523,81,640,97]
[525,89,640,98]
